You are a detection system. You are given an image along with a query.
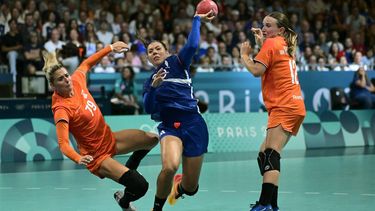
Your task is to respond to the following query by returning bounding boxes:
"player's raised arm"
[78,41,129,73]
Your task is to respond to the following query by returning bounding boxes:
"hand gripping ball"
[196,0,218,16]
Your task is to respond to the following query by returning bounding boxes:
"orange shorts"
[86,132,117,178]
[268,109,305,136]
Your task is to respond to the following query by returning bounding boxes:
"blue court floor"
[1,147,375,211]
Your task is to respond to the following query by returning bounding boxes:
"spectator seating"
[88,72,121,98]
[0,73,13,98]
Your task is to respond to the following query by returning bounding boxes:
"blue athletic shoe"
[249,202,273,211]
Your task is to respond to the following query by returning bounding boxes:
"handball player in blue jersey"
[142,11,215,211]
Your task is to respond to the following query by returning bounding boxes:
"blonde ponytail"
[42,51,63,83]
[284,29,298,57]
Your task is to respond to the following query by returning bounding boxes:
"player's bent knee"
[119,170,149,201]
[161,165,179,176]
[263,148,281,173]
[257,151,266,176]
[179,184,199,196]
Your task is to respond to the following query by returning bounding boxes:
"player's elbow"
[144,106,152,114]
[250,66,265,77]
[142,100,151,114]
[143,102,153,114]
[250,69,263,77]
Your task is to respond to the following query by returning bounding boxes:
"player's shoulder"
[263,37,280,46]
[167,54,179,64]
[263,37,286,51]
[52,94,77,113]
[71,70,86,83]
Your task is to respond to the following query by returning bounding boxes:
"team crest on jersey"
[81,89,88,99]
[164,60,170,69]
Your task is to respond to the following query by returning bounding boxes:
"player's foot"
[249,201,273,211]
[167,174,183,205]
[114,190,136,211]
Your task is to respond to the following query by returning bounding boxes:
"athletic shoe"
[167,174,183,205]
[114,190,136,211]
[249,202,273,211]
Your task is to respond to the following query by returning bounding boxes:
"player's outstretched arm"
[78,41,129,73]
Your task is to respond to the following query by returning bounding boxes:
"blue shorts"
[157,114,209,157]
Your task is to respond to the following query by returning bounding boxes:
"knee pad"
[119,170,149,202]
[263,148,281,173]
[257,151,266,176]
[178,184,199,196]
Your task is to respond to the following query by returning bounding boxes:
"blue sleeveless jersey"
[143,16,201,121]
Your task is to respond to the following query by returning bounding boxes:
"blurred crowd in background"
[1,0,375,99]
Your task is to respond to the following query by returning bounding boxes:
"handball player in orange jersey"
[240,12,306,211]
[42,41,158,211]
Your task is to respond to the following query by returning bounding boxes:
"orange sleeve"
[56,120,81,163]
[77,45,112,73]
[254,39,274,68]
[53,106,70,124]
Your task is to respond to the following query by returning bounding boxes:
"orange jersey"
[52,46,116,173]
[254,36,306,116]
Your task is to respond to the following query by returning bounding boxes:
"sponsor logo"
[312,88,330,112]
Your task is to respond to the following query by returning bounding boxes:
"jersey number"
[289,59,299,84]
[85,100,97,116]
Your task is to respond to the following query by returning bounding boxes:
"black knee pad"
[263,148,281,173]
[178,184,199,196]
[257,151,266,176]
[119,170,149,202]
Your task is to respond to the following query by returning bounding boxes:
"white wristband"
[110,44,113,51]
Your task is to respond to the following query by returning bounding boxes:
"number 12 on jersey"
[289,59,299,84]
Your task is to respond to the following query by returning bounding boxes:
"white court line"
[0,187,13,189]
[279,191,292,194]
[361,193,375,197]
[332,192,348,195]
[248,190,260,193]
[54,188,69,190]
[304,192,320,195]
[82,188,97,191]
[26,187,41,190]
[221,190,236,193]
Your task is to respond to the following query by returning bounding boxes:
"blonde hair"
[267,12,298,57]
[42,51,64,83]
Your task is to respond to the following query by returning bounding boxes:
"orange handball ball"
[196,0,218,16]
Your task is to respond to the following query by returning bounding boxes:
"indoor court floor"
[1,147,374,211]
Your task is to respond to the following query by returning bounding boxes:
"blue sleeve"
[178,16,201,67]
[142,77,156,114]
[143,87,156,114]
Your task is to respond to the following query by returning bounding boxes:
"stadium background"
[1,1,375,210]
